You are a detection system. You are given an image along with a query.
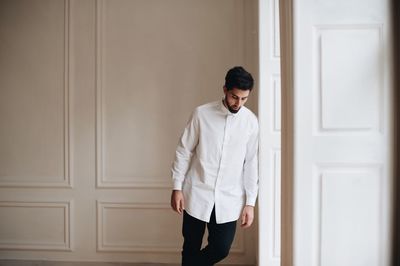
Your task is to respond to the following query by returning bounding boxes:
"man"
[170,66,259,266]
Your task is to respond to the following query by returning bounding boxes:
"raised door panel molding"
[312,164,383,266]
[0,0,72,188]
[0,201,72,251]
[272,75,281,133]
[272,0,280,58]
[313,25,383,134]
[272,149,281,258]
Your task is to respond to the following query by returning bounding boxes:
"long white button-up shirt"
[171,100,259,224]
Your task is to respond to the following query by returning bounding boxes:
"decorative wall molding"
[313,24,383,135]
[97,202,181,253]
[0,201,72,251]
[97,201,245,254]
[95,0,104,188]
[97,178,171,189]
[0,0,72,188]
[94,0,170,189]
[94,0,249,189]
[63,0,72,188]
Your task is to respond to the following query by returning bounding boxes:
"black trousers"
[181,207,237,266]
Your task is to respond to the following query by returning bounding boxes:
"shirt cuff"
[246,196,257,206]
[173,180,183,190]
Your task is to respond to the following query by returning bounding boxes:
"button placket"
[215,115,232,185]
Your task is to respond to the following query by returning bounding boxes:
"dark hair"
[224,66,254,91]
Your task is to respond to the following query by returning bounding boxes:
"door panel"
[258,0,281,265]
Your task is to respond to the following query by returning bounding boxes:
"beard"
[224,97,241,114]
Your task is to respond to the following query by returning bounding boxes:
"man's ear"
[223,86,227,94]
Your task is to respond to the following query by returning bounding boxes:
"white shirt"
[171,100,259,224]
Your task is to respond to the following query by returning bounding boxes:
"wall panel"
[0,0,71,188]
[95,0,249,189]
[0,201,72,251]
[97,201,246,254]
[97,202,181,252]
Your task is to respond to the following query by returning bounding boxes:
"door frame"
[279,0,294,265]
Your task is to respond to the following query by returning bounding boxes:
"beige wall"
[0,0,258,264]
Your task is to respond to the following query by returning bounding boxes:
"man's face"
[223,87,250,113]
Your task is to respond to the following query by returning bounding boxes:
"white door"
[280,0,392,265]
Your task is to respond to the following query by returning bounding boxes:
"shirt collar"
[219,98,239,117]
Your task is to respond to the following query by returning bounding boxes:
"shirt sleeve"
[171,109,200,190]
[243,119,259,206]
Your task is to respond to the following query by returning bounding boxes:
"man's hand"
[170,190,185,214]
[240,205,254,228]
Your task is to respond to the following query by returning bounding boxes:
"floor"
[0,261,253,266]
[0,262,178,266]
